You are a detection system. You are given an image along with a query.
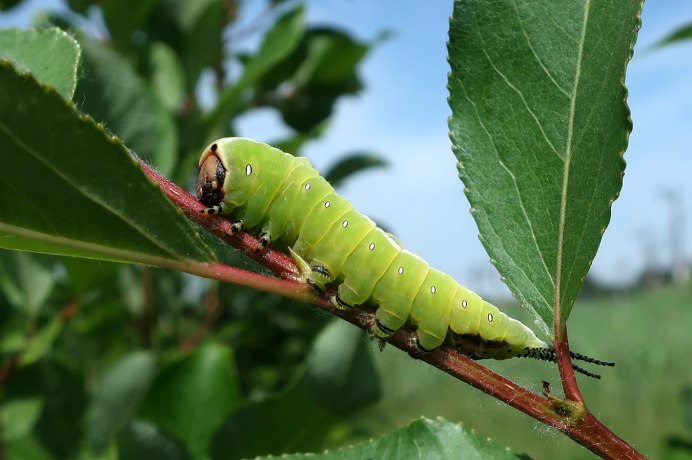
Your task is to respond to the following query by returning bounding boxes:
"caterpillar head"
[197,142,227,207]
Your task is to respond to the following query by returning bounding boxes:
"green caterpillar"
[196,137,612,377]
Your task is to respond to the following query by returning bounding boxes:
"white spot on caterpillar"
[245,164,252,176]
[342,220,348,228]
[487,313,494,322]
[304,183,311,191]
[398,266,404,275]
[462,299,468,308]
[430,285,436,294]
[324,200,331,208]
[369,243,375,250]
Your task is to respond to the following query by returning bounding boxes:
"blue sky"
[2,0,691,298]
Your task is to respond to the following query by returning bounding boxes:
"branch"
[140,160,643,459]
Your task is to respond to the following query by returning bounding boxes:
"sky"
[2,0,691,298]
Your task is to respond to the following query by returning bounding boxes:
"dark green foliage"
[0,3,389,458]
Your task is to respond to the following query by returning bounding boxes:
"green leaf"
[649,22,692,50]
[256,417,526,460]
[76,38,178,175]
[85,351,156,452]
[149,42,186,112]
[0,62,214,265]
[210,321,381,459]
[0,252,55,314]
[20,316,63,366]
[101,0,157,51]
[206,5,305,133]
[3,357,87,459]
[118,420,191,460]
[0,398,44,441]
[447,0,642,336]
[0,27,80,100]
[324,152,387,188]
[139,342,241,459]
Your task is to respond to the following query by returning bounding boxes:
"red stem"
[139,160,643,459]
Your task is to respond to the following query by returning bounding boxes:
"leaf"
[117,419,191,460]
[0,252,55,314]
[0,398,44,441]
[210,321,381,459]
[139,342,241,459]
[85,351,156,452]
[649,22,692,50]
[76,38,178,175]
[324,152,387,188]
[206,5,305,133]
[0,27,80,100]
[20,316,63,366]
[149,42,186,112]
[447,0,642,336]
[0,62,214,265]
[255,417,526,460]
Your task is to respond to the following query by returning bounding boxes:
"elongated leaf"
[139,342,241,459]
[210,321,381,459]
[650,22,692,50]
[0,27,80,99]
[255,418,524,460]
[0,62,213,265]
[447,0,642,336]
[324,152,387,188]
[85,351,156,452]
[206,6,305,133]
[76,38,178,175]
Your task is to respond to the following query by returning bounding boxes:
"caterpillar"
[196,137,613,378]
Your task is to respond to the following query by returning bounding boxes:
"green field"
[348,282,692,459]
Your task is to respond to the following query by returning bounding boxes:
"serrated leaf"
[139,342,241,459]
[447,0,642,336]
[256,417,526,460]
[85,351,156,452]
[0,62,214,265]
[210,321,381,459]
[0,27,80,99]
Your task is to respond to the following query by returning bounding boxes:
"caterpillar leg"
[200,202,227,215]
[229,220,244,234]
[288,247,331,294]
[255,229,272,253]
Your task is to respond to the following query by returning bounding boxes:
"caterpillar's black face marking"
[197,153,226,207]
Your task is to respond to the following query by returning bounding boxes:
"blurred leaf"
[20,316,63,366]
[210,321,381,459]
[146,0,223,93]
[255,417,526,460]
[0,62,214,265]
[140,341,241,458]
[0,398,44,441]
[259,28,370,133]
[324,152,387,188]
[101,0,157,51]
[0,0,24,11]
[85,351,156,452]
[76,38,177,175]
[447,0,642,335]
[650,23,692,50]
[681,385,692,431]
[149,42,186,112]
[0,27,80,99]
[62,258,119,294]
[0,252,55,314]
[207,5,305,133]
[4,435,56,460]
[118,419,191,460]
[2,357,86,458]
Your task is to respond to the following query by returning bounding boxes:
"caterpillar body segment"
[197,138,611,376]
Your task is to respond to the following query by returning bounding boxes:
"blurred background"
[0,0,691,459]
